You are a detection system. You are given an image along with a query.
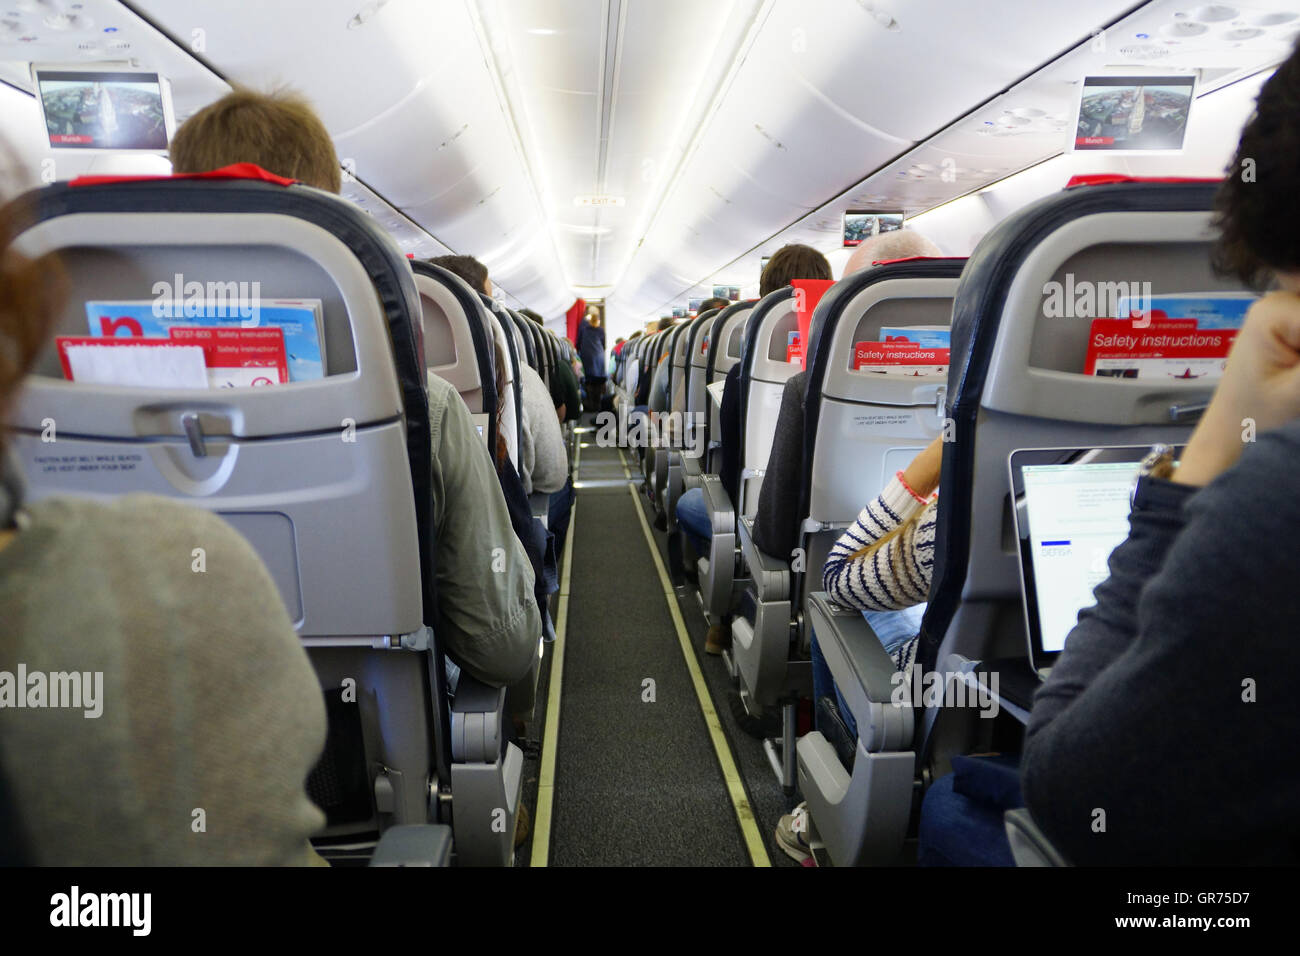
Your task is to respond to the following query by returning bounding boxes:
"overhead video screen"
[1073,75,1194,152]
[843,210,903,247]
[35,69,173,151]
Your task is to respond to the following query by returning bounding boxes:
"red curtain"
[566,298,587,344]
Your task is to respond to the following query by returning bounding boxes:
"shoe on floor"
[776,802,811,863]
[653,510,667,532]
[704,623,732,655]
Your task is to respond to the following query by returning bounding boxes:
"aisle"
[540,439,756,866]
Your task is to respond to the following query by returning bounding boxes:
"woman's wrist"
[896,470,935,505]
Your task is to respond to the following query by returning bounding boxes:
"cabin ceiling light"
[1252,11,1297,25]
[1192,5,1238,21]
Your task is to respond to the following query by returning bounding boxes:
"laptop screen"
[1009,446,1177,669]
[1021,459,1138,653]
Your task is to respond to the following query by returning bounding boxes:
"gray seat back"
[738,287,800,515]
[924,179,1241,770]
[801,260,964,600]
[7,176,441,841]
[412,260,497,448]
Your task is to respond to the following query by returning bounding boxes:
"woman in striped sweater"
[777,436,943,863]
[821,434,943,677]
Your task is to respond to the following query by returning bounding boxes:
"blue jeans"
[676,486,711,555]
[810,605,926,742]
[917,763,1018,867]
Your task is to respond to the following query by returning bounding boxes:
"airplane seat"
[691,301,755,628]
[508,309,538,371]
[726,287,801,702]
[660,312,713,536]
[410,260,499,452]
[808,179,1234,865]
[785,258,966,860]
[528,320,550,386]
[647,321,691,514]
[6,175,519,866]
[923,177,1233,771]
[482,295,522,470]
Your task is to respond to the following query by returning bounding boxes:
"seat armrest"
[698,475,734,535]
[1003,808,1072,867]
[369,824,454,867]
[806,591,911,752]
[450,674,507,763]
[738,516,791,600]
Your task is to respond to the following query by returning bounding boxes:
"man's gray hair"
[844,228,943,276]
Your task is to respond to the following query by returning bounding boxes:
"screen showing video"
[37,70,170,150]
[1074,75,1194,152]
[843,210,904,247]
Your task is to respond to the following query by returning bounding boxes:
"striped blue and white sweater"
[822,475,937,671]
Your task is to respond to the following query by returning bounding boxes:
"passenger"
[173,90,540,691]
[576,311,607,415]
[677,243,832,657]
[0,189,327,865]
[697,296,730,314]
[1022,45,1300,864]
[428,254,564,653]
[169,87,342,191]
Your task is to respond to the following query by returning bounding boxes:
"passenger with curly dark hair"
[1022,41,1300,864]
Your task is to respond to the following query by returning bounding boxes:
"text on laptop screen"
[1021,461,1140,652]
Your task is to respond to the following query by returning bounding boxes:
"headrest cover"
[870,255,968,267]
[71,162,298,189]
[1065,174,1220,189]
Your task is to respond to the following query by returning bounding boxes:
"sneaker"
[704,623,732,655]
[775,803,812,863]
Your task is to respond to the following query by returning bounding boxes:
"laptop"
[1008,445,1178,678]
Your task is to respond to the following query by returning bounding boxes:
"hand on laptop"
[1175,289,1300,487]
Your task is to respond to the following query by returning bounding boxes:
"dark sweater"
[1023,421,1300,864]
[576,321,606,380]
[550,359,581,424]
[753,372,806,561]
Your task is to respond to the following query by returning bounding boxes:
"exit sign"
[573,195,626,207]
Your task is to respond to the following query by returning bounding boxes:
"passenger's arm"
[1023,295,1300,863]
[1022,429,1300,863]
[427,379,540,688]
[821,480,934,610]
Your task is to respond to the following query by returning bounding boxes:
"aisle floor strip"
[529,442,580,867]
[618,449,772,867]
